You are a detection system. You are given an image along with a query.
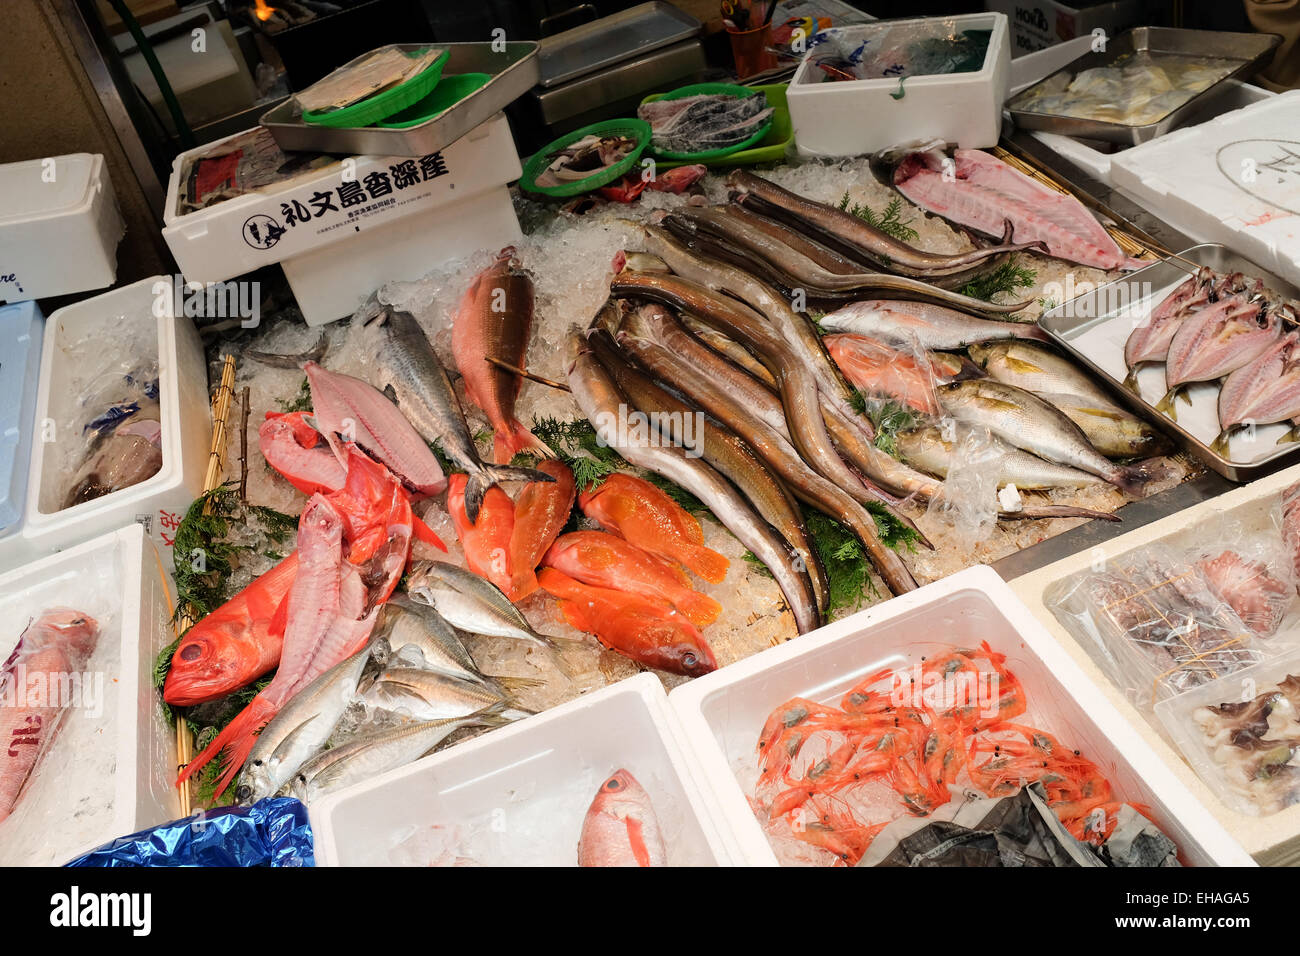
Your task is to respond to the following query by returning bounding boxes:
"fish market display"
[64,396,163,508]
[750,645,1158,866]
[891,148,1146,271]
[577,769,667,867]
[1048,546,1265,703]
[1011,54,1237,126]
[1189,673,1300,816]
[534,134,638,188]
[637,91,772,154]
[452,250,553,464]
[0,610,99,823]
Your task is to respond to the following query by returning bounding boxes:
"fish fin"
[1211,428,1235,457]
[266,713,323,767]
[488,675,548,694]
[412,514,448,551]
[268,590,292,640]
[176,695,276,795]
[677,590,724,628]
[383,384,399,405]
[507,570,539,602]
[678,544,730,585]
[493,420,558,465]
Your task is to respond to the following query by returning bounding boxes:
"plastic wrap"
[65,797,314,867]
[923,422,1003,553]
[1156,652,1300,817]
[1045,544,1266,707]
[1186,523,1296,639]
[1278,480,1300,591]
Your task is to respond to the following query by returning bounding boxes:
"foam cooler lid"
[0,154,97,225]
[1110,91,1300,286]
[0,300,44,534]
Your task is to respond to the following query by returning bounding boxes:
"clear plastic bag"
[923,421,1002,554]
[1277,480,1300,594]
[1185,515,1296,640]
[803,21,992,84]
[1045,543,1266,708]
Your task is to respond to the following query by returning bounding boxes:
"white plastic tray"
[0,275,210,573]
[309,673,737,866]
[788,13,1010,158]
[1011,463,1300,864]
[670,565,1253,867]
[0,524,179,865]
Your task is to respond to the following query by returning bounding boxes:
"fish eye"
[606,778,621,790]
[235,785,252,802]
[179,643,202,662]
[682,652,697,669]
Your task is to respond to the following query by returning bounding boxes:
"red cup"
[727,20,777,79]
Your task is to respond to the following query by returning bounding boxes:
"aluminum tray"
[1007,27,1280,146]
[1038,243,1300,483]
[537,2,700,89]
[260,41,539,156]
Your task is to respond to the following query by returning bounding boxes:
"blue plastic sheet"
[64,797,314,867]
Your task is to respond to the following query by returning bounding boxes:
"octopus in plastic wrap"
[1192,675,1300,816]
[1195,550,1292,639]
[1282,482,1300,590]
[62,399,163,509]
[1081,552,1262,697]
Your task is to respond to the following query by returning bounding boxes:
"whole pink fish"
[304,361,447,495]
[1157,294,1282,418]
[452,248,552,465]
[1215,329,1300,454]
[577,769,668,867]
[0,609,99,823]
[894,149,1146,271]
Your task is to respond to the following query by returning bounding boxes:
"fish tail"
[677,543,730,584]
[507,569,540,602]
[1210,427,1236,457]
[676,590,724,628]
[493,420,557,465]
[464,463,557,523]
[176,695,276,796]
[1121,365,1141,393]
[1278,426,1300,446]
[1154,386,1181,419]
[1111,459,1168,497]
[488,674,548,694]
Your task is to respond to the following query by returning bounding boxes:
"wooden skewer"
[484,355,571,391]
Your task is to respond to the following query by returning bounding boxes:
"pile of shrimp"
[753,643,1136,866]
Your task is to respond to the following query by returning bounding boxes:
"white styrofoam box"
[0,300,43,542]
[1110,91,1300,291]
[0,153,124,303]
[0,276,210,574]
[788,13,1010,159]
[1029,82,1275,186]
[985,0,1147,57]
[162,113,524,326]
[0,523,179,865]
[670,566,1253,867]
[1009,463,1300,864]
[310,673,737,867]
[124,19,258,131]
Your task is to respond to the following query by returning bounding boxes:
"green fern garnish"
[836,193,919,243]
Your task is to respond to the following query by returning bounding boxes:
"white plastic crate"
[0,276,210,574]
[0,300,43,542]
[1011,464,1300,865]
[161,113,524,326]
[310,673,737,866]
[0,153,124,303]
[0,524,179,865]
[787,13,1011,158]
[670,566,1252,867]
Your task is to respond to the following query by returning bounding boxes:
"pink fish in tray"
[892,148,1147,272]
[1156,290,1284,419]
[1122,268,1239,391]
[1215,329,1300,455]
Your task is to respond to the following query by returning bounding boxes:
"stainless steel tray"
[537,1,700,89]
[1008,27,1281,146]
[260,41,540,156]
[1038,244,1300,483]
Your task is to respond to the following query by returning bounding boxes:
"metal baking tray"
[260,41,540,156]
[532,39,707,127]
[1039,244,1300,483]
[1008,27,1281,146]
[537,1,700,89]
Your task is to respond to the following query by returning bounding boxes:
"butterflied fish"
[1215,330,1300,455]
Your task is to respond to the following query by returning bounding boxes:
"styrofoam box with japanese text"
[670,566,1252,867]
[787,13,1010,158]
[310,674,738,866]
[161,114,523,326]
[984,0,1147,57]
[0,524,179,865]
[1011,465,1300,865]
[0,275,210,574]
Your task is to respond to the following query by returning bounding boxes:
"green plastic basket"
[640,83,792,170]
[302,47,450,128]
[519,119,652,198]
[375,72,491,129]
[641,83,775,162]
